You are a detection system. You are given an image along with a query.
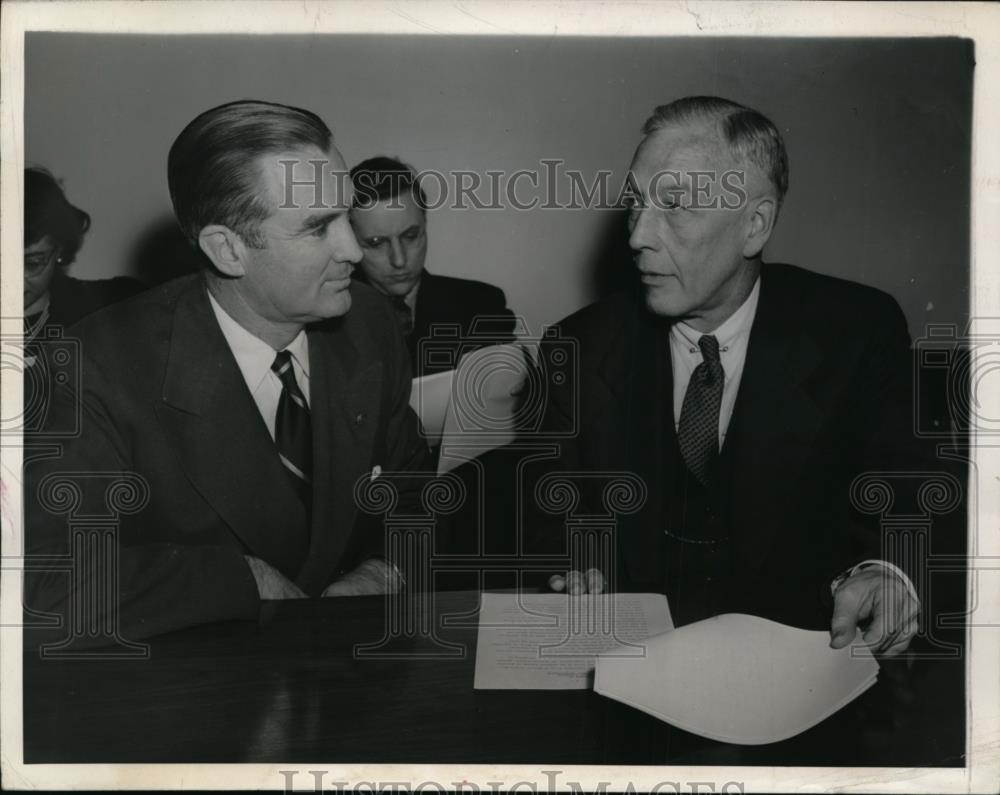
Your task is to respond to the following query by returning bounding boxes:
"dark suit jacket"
[407,271,516,377]
[24,274,430,642]
[25,272,145,416]
[47,270,145,328]
[533,263,930,628]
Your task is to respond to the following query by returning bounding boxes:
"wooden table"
[23,590,965,766]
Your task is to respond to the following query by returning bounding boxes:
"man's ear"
[198,225,247,277]
[742,196,778,259]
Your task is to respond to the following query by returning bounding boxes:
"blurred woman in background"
[24,167,143,342]
[22,168,144,432]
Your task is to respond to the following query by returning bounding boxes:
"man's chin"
[380,281,416,299]
[643,286,689,319]
[317,289,353,319]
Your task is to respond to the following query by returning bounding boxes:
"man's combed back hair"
[642,96,789,206]
[168,99,333,249]
[350,156,427,210]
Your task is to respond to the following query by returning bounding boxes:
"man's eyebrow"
[655,182,690,199]
[297,211,342,233]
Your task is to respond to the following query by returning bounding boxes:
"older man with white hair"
[537,96,925,656]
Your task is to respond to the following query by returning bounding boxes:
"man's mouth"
[639,272,676,283]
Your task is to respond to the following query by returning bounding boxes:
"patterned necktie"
[271,350,312,509]
[677,334,724,486]
[392,295,414,338]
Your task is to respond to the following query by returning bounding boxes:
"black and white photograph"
[1,2,997,792]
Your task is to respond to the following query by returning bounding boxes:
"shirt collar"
[24,290,51,319]
[207,289,310,393]
[673,275,762,351]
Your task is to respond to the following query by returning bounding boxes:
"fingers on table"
[566,570,586,594]
[550,570,604,594]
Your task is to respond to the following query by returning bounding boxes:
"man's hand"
[548,568,605,595]
[322,558,403,597]
[244,555,308,600]
[829,567,919,656]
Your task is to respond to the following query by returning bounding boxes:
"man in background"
[25,100,429,644]
[535,96,929,656]
[349,156,515,377]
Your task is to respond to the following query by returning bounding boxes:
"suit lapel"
[410,272,442,373]
[295,320,382,594]
[726,267,825,575]
[411,271,436,339]
[154,277,310,577]
[597,296,673,587]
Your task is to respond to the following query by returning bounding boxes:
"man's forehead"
[351,193,425,232]
[632,122,734,175]
[257,147,353,209]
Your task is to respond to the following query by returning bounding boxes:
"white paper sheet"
[594,613,879,745]
[408,368,454,445]
[408,343,531,474]
[437,343,529,474]
[474,593,674,690]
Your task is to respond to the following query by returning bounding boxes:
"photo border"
[2,1,997,791]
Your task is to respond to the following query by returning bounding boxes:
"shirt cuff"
[830,559,919,605]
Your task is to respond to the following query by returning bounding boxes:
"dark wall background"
[25,34,972,340]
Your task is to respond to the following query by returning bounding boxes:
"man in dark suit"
[349,156,515,377]
[535,96,924,656]
[24,100,430,644]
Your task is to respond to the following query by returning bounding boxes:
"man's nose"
[628,206,654,252]
[334,224,363,265]
[389,239,407,269]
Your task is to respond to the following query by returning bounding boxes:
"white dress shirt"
[669,277,761,450]
[207,290,311,440]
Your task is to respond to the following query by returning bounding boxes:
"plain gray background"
[25,34,972,340]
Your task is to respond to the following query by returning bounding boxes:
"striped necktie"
[677,334,724,486]
[392,295,414,338]
[271,350,312,509]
